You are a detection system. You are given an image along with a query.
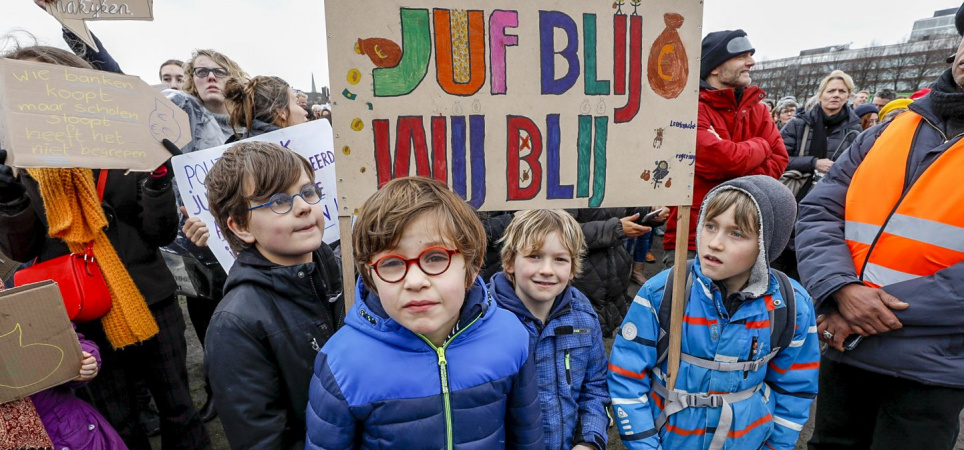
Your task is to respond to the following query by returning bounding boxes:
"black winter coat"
[567,207,645,337]
[204,245,343,450]
[781,106,863,173]
[0,169,178,305]
[479,210,514,282]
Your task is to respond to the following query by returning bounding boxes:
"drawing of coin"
[342,146,351,155]
[351,118,364,131]
[347,69,362,85]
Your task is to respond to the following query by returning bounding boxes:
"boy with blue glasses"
[203,141,344,448]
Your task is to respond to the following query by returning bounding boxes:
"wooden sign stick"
[339,216,356,311]
[665,205,691,391]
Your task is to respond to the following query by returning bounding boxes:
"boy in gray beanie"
[610,175,819,450]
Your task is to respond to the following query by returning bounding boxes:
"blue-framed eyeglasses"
[248,184,322,215]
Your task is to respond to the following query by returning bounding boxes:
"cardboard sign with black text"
[0,281,83,404]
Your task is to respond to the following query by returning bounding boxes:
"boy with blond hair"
[489,209,610,450]
[203,141,344,448]
[609,176,820,450]
[305,177,544,449]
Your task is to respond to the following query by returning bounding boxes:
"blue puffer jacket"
[608,262,820,450]
[489,272,610,450]
[305,277,545,449]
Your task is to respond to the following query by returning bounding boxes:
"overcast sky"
[1,0,959,94]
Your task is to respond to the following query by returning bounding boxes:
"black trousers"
[79,296,211,450]
[808,358,964,450]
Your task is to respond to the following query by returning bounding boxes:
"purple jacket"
[29,329,126,450]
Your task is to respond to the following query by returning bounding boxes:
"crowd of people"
[1,1,964,449]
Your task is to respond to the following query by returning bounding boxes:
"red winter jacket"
[665,84,788,252]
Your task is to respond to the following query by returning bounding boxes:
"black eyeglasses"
[192,67,230,79]
[247,184,322,215]
[369,246,460,283]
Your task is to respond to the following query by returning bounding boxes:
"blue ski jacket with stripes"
[305,277,544,449]
[489,272,610,450]
[608,261,820,450]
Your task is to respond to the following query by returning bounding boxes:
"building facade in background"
[754,7,959,101]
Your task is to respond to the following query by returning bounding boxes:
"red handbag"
[13,171,113,323]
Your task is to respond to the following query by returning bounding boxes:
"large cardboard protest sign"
[326,0,702,213]
[0,58,190,171]
[45,0,154,52]
[172,120,340,272]
[0,281,84,404]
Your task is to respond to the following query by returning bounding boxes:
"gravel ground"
[161,236,963,450]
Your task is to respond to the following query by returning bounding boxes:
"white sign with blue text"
[171,120,339,272]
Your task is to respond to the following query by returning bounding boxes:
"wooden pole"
[339,216,355,310]
[665,205,691,391]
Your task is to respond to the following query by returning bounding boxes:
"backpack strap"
[770,268,797,353]
[656,260,694,366]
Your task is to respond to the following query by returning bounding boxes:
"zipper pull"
[311,337,320,352]
[436,346,447,367]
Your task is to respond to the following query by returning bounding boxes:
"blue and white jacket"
[489,272,610,450]
[305,277,545,449]
[608,261,820,450]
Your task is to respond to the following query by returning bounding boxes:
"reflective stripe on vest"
[845,112,964,287]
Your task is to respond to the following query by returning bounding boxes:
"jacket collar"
[225,247,322,302]
[489,272,571,327]
[699,83,765,111]
[348,276,492,349]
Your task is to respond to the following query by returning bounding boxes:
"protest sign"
[0,58,190,171]
[45,0,154,52]
[0,281,84,404]
[172,120,340,272]
[326,0,702,213]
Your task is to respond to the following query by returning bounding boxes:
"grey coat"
[780,106,862,173]
[795,94,964,388]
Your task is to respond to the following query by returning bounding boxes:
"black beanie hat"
[700,29,755,81]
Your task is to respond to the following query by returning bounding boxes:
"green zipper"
[419,312,484,450]
[564,351,572,385]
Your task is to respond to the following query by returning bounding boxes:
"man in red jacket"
[664,29,788,264]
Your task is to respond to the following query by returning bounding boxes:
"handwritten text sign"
[0,281,83,404]
[172,120,340,272]
[45,0,154,52]
[0,58,190,171]
[326,0,701,213]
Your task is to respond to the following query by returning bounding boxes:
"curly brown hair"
[352,177,486,290]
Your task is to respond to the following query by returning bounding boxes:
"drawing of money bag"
[647,13,688,99]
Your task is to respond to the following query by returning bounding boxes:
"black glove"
[0,149,26,204]
[144,139,183,190]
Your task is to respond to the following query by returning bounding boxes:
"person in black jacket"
[0,46,209,450]
[203,141,343,449]
[567,208,652,337]
[780,70,863,196]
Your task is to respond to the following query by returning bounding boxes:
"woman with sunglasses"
[165,50,248,153]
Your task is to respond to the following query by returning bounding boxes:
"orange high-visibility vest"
[845,112,964,288]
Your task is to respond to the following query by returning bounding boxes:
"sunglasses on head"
[192,67,230,79]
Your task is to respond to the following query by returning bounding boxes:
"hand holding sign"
[38,0,155,52]
[0,58,192,171]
